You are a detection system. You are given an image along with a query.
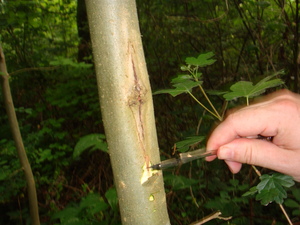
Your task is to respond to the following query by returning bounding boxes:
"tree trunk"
[0,46,40,225]
[85,1,170,225]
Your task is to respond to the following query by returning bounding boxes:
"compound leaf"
[171,74,193,84]
[223,81,254,100]
[247,173,294,205]
[243,186,258,197]
[153,88,186,97]
[185,52,216,67]
[223,72,284,101]
[256,188,280,206]
[154,79,202,97]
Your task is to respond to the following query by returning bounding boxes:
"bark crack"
[131,56,145,141]
[127,43,148,159]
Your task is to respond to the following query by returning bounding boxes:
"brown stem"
[0,45,40,225]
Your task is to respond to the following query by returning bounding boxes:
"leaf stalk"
[187,90,220,120]
[188,67,222,121]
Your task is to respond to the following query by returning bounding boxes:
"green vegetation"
[0,0,299,224]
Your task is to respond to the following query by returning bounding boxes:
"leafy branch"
[223,70,285,104]
[223,70,293,224]
[243,173,294,224]
[156,52,292,223]
[243,174,295,206]
[154,52,222,121]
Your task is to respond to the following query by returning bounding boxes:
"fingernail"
[218,146,233,160]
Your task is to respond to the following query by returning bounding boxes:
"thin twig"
[198,85,222,121]
[279,204,293,225]
[187,91,220,120]
[251,165,262,177]
[9,66,58,76]
[189,211,232,225]
[196,111,205,135]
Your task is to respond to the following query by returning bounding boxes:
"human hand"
[206,89,300,181]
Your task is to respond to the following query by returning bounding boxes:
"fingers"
[224,161,242,174]
[207,90,300,151]
[205,89,300,180]
[206,104,279,151]
[217,138,300,181]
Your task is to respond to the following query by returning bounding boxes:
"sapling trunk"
[0,46,40,225]
[85,0,170,224]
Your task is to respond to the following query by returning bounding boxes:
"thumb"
[217,139,296,178]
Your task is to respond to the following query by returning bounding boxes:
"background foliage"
[0,0,299,224]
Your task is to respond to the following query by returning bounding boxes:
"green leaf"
[175,136,205,152]
[284,199,300,208]
[0,170,9,181]
[223,72,284,101]
[173,80,203,92]
[153,88,185,97]
[229,179,239,187]
[105,187,118,212]
[50,57,92,68]
[73,134,108,159]
[291,187,300,202]
[206,89,228,96]
[243,186,258,197]
[256,1,271,8]
[153,80,202,97]
[257,173,295,191]
[37,149,52,163]
[171,74,193,84]
[223,81,254,100]
[153,54,213,97]
[52,207,81,222]
[180,65,189,71]
[256,188,279,205]
[79,193,109,214]
[251,173,294,205]
[185,52,216,67]
[79,193,99,209]
[164,174,198,190]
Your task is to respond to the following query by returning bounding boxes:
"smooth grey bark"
[85,0,170,225]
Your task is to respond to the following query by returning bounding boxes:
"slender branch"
[188,68,222,121]
[198,84,222,121]
[187,90,220,120]
[251,165,261,177]
[189,211,232,225]
[279,204,293,225]
[0,45,40,225]
[9,66,58,76]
